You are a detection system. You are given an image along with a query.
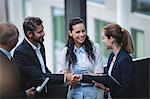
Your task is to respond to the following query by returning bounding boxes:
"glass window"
[87,0,105,4]
[22,0,32,17]
[131,29,144,58]
[95,19,111,65]
[52,7,65,73]
[132,0,150,15]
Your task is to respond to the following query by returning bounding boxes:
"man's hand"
[25,87,36,97]
[65,73,82,86]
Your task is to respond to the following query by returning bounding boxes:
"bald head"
[0,23,19,50]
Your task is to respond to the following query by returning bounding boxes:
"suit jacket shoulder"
[0,50,20,97]
[14,39,44,78]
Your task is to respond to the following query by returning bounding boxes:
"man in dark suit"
[0,23,35,98]
[13,17,76,98]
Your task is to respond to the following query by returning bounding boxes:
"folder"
[82,74,121,88]
[25,74,64,89]
[24,74,68,98]
[25,78,43,90]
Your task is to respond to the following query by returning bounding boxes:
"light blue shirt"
[0,48,12,60]
[60,42,104,99]
[61,42,104,74]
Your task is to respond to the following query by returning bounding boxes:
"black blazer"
[105,48,134,98]
[0,50,26,98]
[13,39,64,91]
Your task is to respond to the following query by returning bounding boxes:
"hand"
[69,74,82,86]
[25,87,36,97]
[92,80,110,92]
[65,73,81,86]
[65,72,74,81]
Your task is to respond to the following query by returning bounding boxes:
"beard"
[32,36,44,44]
[40,37,44,42]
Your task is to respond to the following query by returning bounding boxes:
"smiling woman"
[68,23,86,48]
[60,17,104,99]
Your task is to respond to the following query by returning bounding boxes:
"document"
[82,74,121,88]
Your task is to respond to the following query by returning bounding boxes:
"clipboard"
[82,74,121,88]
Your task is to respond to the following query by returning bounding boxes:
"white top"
[108,56,116,76]
[25,37,46,73]
[60,42,104,74]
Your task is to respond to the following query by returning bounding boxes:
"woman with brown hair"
[93,23,134,98]
[60,17,104,99]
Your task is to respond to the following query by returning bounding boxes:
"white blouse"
[60,42,104,74]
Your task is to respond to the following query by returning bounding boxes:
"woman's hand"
[65,73,81,86]
[92,80,110,92]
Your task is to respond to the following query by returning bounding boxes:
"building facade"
[0,0,150,73]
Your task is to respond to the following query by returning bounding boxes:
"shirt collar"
[25,37,41,51]
[74,45,85,53]
[0,47,12,60]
